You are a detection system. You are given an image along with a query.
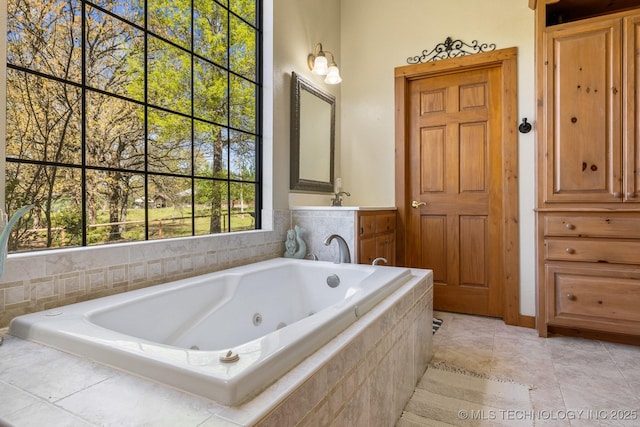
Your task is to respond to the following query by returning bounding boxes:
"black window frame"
[5,0,263,251]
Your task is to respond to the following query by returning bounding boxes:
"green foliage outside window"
[5,0,261,252]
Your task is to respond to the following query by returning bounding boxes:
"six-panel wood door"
[407,66,504,317]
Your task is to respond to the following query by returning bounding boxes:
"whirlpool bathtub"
[9,258,416,405]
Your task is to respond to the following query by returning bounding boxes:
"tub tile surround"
[289,209,356,263]
[0,207,389,326]
[255,270,432,426]
[0,268,433,426]
[0,210,291,328]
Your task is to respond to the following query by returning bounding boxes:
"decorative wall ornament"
[407,36,497,64]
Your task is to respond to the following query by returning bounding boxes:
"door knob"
[411,200,426,208]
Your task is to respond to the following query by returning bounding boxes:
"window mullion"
[191,0,196,236]
[81,0,87,247]
[143,0,149,241]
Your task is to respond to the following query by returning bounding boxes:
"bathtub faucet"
[323,234,351,264]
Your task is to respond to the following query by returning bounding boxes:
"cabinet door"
[358,214,376,238]
[359,236,376,264]
[544,18,622,202]
[375,213,396,234]
[625,14,640,202]
[376,232,396,266]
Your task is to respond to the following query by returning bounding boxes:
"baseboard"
[518,315,536,329]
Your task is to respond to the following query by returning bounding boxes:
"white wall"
[338,0,537,316]
[273,0,341,209]
[274,0,537,316]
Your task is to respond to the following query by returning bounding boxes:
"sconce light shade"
[312,54,328,75]
[308,42,341,84]
[324,65,342,84]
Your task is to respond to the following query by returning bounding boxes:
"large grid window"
[5,0,262,251]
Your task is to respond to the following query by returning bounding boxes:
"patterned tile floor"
[430,311,640,426]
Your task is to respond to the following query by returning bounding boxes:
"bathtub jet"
[9,258,417,406]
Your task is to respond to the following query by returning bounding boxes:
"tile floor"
[430,311,640,427]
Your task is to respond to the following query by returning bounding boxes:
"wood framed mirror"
[290,72,335,192]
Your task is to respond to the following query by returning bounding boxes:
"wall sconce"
[307,43,342,84]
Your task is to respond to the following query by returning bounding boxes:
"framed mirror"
[290,71,335,192]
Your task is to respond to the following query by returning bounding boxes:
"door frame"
[394,48,522,326]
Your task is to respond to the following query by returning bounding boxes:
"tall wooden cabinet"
[537,3,640,341]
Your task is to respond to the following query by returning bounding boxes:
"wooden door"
[543,18,622,203]
[395,49,520,324]
[406,66,503,317]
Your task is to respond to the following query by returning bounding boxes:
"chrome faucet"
[331,191,350,207]
[323,234,351,264]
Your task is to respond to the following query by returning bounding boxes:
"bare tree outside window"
[5,0,261,251]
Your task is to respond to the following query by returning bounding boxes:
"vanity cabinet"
[290,207,397,266]
[356,210,396,266]
[536,3,640,341]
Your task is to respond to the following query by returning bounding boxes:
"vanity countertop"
[290,206,397,211]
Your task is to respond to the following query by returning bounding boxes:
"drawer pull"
[566,293,576,301]
[565,223,575,230]
[565,248,575,254]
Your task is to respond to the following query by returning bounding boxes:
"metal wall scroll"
[407,37,497,64]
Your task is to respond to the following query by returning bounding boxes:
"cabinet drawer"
[546,264,640,334]
[375,213,396,233]
[545,239,640,265]
[544,215,640,238]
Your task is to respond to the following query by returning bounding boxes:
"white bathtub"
[9,258,414,406]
